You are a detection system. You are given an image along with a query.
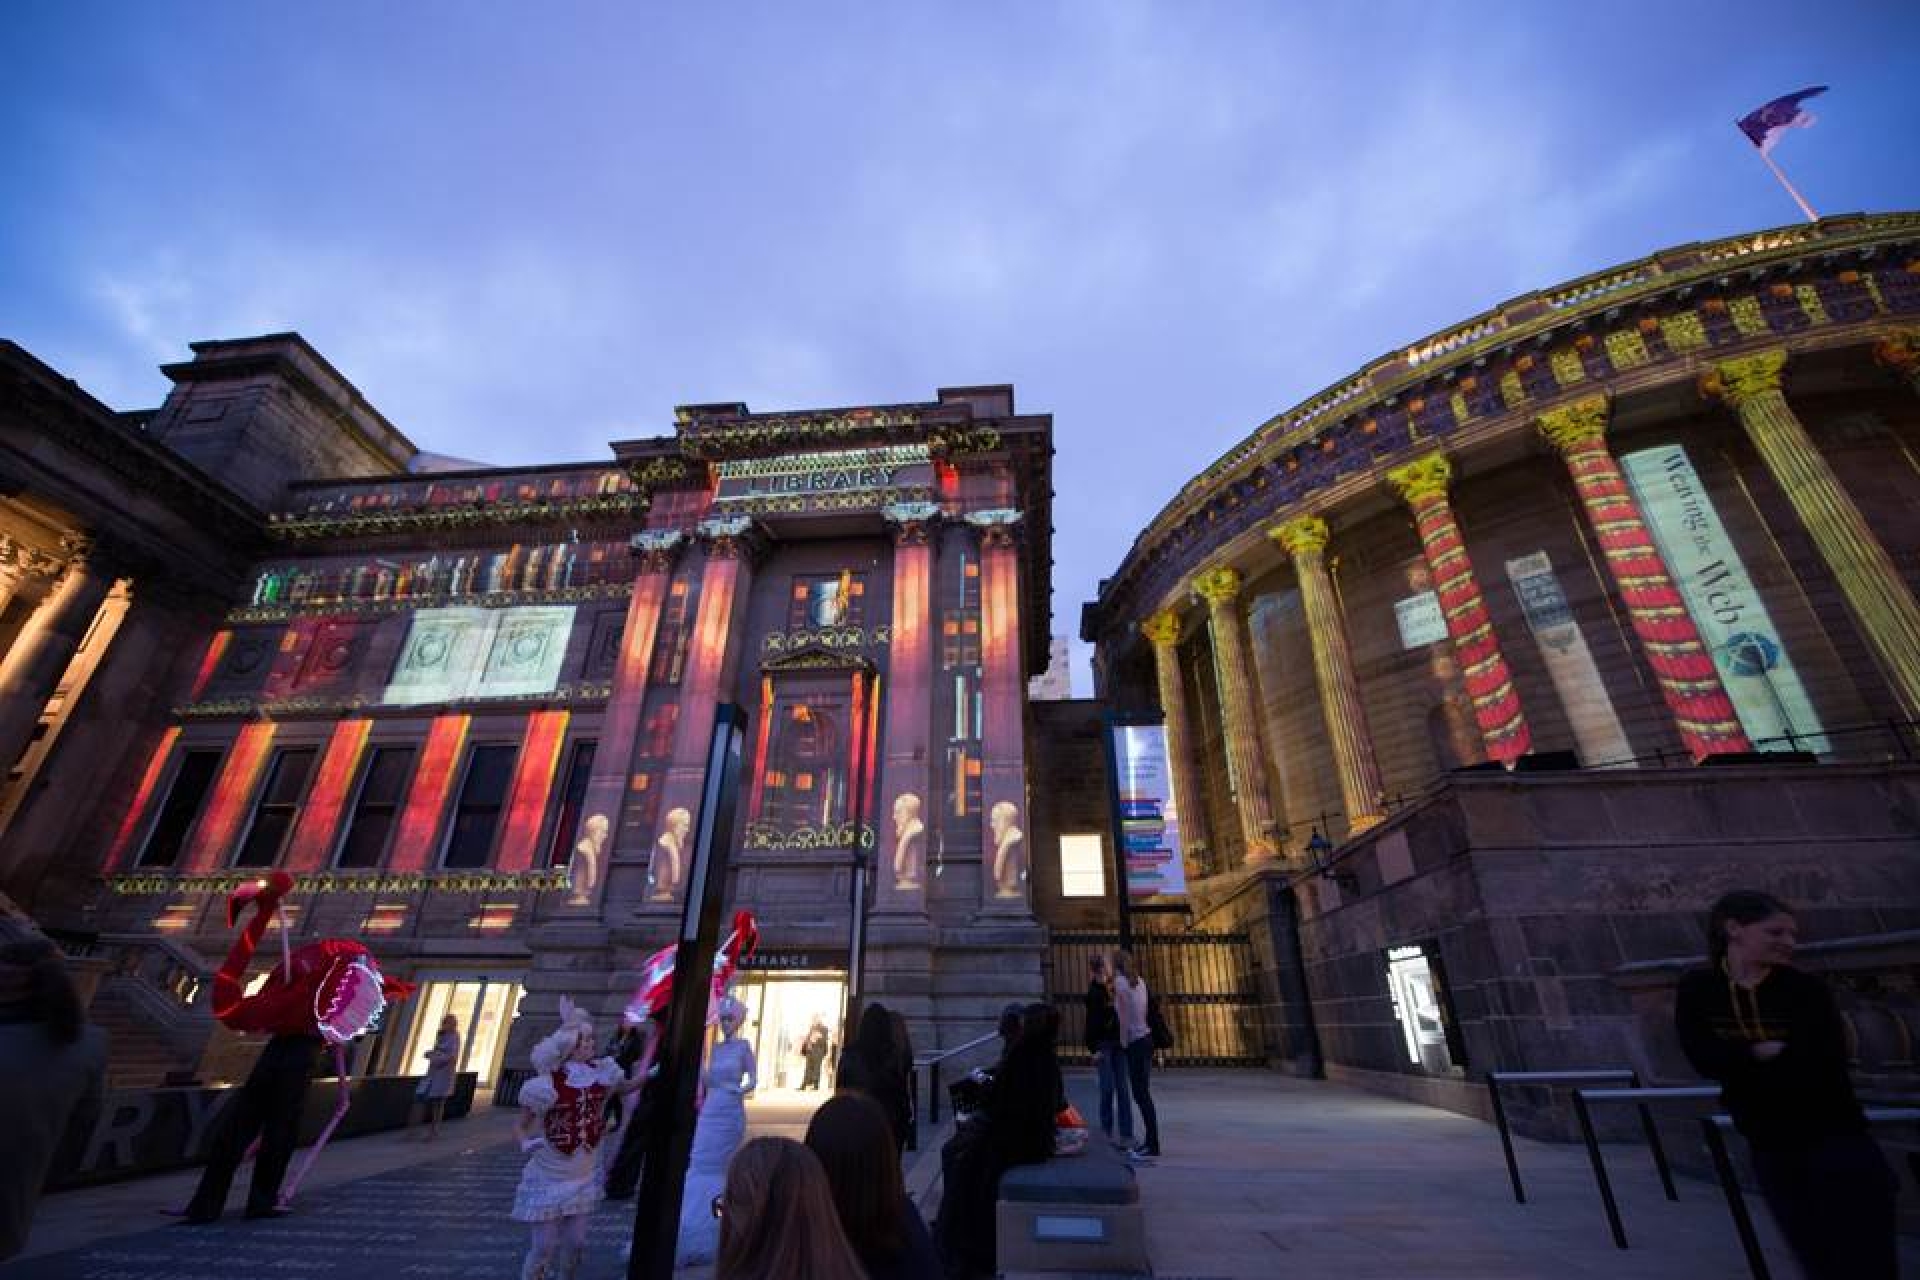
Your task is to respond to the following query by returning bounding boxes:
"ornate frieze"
[630,529,686,573]
[106,869,573,896]
[695,514,771,563]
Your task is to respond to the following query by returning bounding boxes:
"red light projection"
[189,632,231,701]
[182,722,279,871]
[102,727,180,873]
[495,709,571,872]
[386,715,471,872]
[280,719,373,871]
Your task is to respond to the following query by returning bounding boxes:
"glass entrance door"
[736,971,847,1097]
[399,976,524,1087]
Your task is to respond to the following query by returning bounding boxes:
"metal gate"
[1047,925,1265,1066]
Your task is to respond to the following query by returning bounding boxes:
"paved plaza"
[7,1070,1916,1279]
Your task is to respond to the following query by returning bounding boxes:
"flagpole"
[1756,147,1819,223]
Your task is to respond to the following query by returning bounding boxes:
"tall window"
[650,577,696,684]
[544,740,597,867]
[756,700,846,830]
[137,749,223,868]
[334,746,417,868]
[233,747,319,867]
[442,743,519,868]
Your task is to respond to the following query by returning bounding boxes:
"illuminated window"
[137,749,223,868]
[757,701,845,829]
[787,572,867,629]
[334,746,417,868]
[650,578,696,684]
[233,747,319,867]
[442,743,520,868]
[1059,834,1106,898]
[543,740,597,867]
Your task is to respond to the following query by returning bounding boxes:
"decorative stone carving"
[883,501,942,545]
[629,528,685,573]
[694,514,769,563]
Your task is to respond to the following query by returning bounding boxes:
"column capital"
[1535,394,1611,456]
[1191,565,1242,606]
[883,500,942,545]
[1700,349,1788,408]
[1268,514,1329,559]
[628,529,685,574]
[1874,329,1920,378]
[694,515,769,564]
[1139,608,1183,648]
[1384,451,1453,506]
[962,507,1022,549]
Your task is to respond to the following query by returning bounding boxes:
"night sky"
[4,2,1917,687]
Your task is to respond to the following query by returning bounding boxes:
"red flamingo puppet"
[623,908,760,1028]
[214,870,413,1207]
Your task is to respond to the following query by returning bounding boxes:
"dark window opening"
[233,747,319,867]
[544,740,597,867]
[442,743,519,868]
[137,749,224,868]
[335,746,418,868]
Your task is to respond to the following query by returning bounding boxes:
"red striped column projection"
[495,710,572,872]
[1537,396,1750,760]
[102,726,181,872]
[280,719,373,871]
[1385,453,1532,765]
[181,721,278,871]
[876,503,936,911]
[970,509,1031,912]
[386,714,471,872]
[188,630,231,701]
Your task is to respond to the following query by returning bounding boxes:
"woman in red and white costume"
[511,998,641,1280]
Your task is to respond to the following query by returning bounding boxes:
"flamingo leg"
[276,1043,352,1208]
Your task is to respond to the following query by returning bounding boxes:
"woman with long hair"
[1675,890,1898,1279]
[714,1136,868,1280]
[1110,950,1160,1160]
[805,1093,939,1280]
[836,1001,913,1151]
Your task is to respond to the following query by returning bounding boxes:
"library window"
[334,746,418,868]
[136,749,224,868]
[233,747,319,867]
[544,740,597,867]
[441,743,519,868]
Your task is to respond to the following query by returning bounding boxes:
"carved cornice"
[1384,452,1454,507]
[267,491,649,540]
[1191,565,1242,606]
[630,529,685,574]
[1269,514,1330,559]
[0,535,67,584]
[1700,349,1788,409]
[1535,395,1611,456]
[676,408,924,460]
[224,580,633,624]
[1139,608,1183,648]
[175,679,614,721]
[106,869,572,896]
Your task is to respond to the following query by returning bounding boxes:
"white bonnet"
[529,996,596,1074]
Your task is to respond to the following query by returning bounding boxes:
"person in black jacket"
[1674,889,1898,1280]
[836,1002,913,1152]
[1084,954,1132,1147]
[182,1031,321,1222]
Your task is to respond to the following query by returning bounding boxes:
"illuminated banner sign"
[1394,590,1447,649]
[1105,722,1187,900]
[715,444,933,502]
[1620,445,1825,749]
[384,605,577,706]
[1504,552,1633,765]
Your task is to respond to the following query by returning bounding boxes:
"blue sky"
[4,2,1917,688]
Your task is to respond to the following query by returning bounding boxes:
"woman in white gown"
[676,995,757,1266]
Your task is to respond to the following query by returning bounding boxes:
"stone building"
[0,333,1052,1089]
[1081,212,1920,1117]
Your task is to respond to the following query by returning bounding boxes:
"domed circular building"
[1078,213,1920,1104]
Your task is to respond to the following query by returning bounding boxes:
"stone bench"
[995,1137,1149,1276]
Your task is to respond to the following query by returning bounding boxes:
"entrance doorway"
[397,976,524,1088]
[736,971,846,1098]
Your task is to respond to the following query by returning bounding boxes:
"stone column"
[1536,395,1751,759]
[1384,454,1533,765]
[563,530,682,911]
[1191,566,1281,862]
[1138,609,1210,878]
[969,509,1033,914]
[1269,515,1386,834]
[876,502,939,914]
[644,515,767,908]
[1875,329,1920,398]
[0,535,115,775]
[1703,350,1920,718]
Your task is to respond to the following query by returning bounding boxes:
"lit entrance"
[395,976,524,1088]
[736,970,847,1099]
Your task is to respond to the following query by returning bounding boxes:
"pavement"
[6,1068,1915,1279]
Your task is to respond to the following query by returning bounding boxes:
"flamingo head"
[227,870,295,927]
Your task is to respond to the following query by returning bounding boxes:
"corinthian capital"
[1191,566,1242,606]
[1140,609,1183,648]
[629,528,685,573]
[962,507,1021,548]
[1384,452,1454,507]
[1874,329,1920,378]
[883,501,942,546]
[1535,394,1611,456]
[1700,349,1788,408]
[1269,514,1330,560]
[694,515,769,563]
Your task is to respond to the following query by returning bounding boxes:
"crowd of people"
[0,888,1907,1279]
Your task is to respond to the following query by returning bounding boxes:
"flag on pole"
[1737,86,1827,154]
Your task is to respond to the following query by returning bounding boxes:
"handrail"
[910,1030,1004,1151]
[1570,1085,1721,1249]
